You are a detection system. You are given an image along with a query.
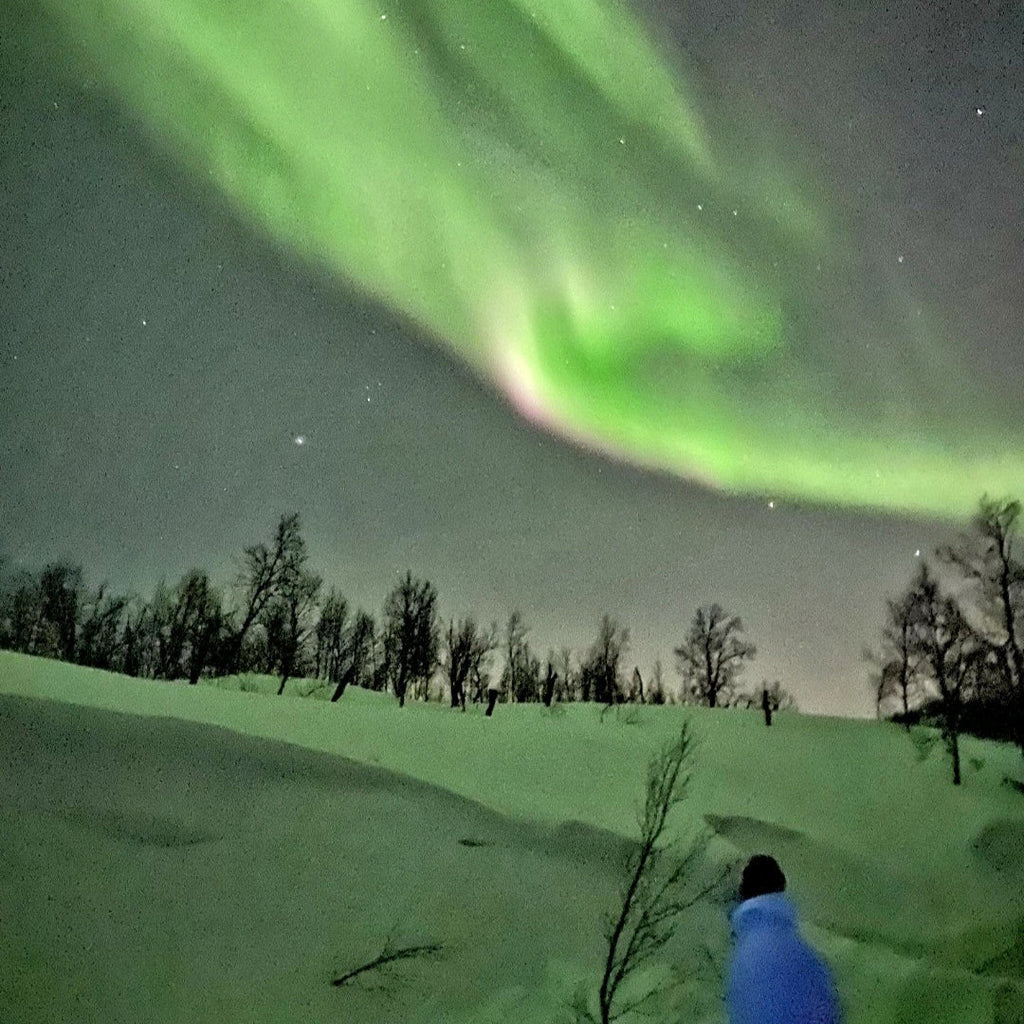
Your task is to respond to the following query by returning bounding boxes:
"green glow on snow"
[35,0,1024,516]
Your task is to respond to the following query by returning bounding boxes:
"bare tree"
[35,562,84,662]
[579,615,630,706]
[160,575,196,680]
[939,495,1024,754]
[350,611,378,688]
[467,620,499,705]
[501,611,535,703]
[443,617,494,709]
[315,589,348,683]
[266,567,322,695]
[906,563,984,786]
[520,647,544,704]
[764,679,796,713]
[444,618,471,710]
[573,723,721,1024]
[0,569,43,653]
[555,646,577,702]
[674,604,755,708]
[144,571,223,682]
[628,667,644,704]
[327,608,377,702]
[381,572,438,707]
[142,582,177,678]
[230,513,306,672]
[517,647,542,703]
[867,590,926,727]
[76,584,128,671]
[646,659,668,705]
[117,598,148,678]
[177,570,223,685]
[736,680,797,723]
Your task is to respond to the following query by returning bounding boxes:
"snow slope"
[1,650,1022,1023]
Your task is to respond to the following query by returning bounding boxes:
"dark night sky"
[2,0,1021,716]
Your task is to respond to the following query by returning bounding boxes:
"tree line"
[869,495,1024,783]
[0,513,784,714]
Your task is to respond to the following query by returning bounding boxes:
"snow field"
[1,650,1022,1022]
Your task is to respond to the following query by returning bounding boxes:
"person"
[726,855,841,1024]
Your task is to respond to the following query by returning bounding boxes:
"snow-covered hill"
[1,650,1021,1023]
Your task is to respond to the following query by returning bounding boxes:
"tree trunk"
[330,664,353,702]
[1016,684,1024,757]
[543,666,556,707]
[277,662,292,695]
[705,643,716,707]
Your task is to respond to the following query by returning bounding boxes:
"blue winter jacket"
[726,893,841,1024]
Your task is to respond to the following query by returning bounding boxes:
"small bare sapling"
[573,721,723,1024]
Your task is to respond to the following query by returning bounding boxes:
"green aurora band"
[32,0,1023,516]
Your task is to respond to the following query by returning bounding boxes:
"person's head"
[739,854,786,901]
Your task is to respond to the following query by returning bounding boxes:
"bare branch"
[576,722,711,1024]
[331,939,444,988]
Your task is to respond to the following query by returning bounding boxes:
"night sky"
[2,0,1022,716]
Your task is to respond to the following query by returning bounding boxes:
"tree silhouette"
[736,680,797,723]
[443,617,494,709]
[381,572,438,707]
[0,569,43,653]
[581,615,630,705]
[76,584,128,671]
[323,606,377,702]
[176,570,223,685]
[905,563,983,786]
[267,566,322,694]
[646,660,668,705]
[574,723,723,1024]
[315,589,348,684]
[346,610,378,692]
[231,513,306,672]
[555,646,577,702]
[939,495,1024,754]
[674,604,755,708]
[501,611,536,703]
[36,562,83,662]
[869,590,925,727]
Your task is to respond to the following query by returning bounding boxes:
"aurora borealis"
[26,0,1023,516]
[3,0,1023,715]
